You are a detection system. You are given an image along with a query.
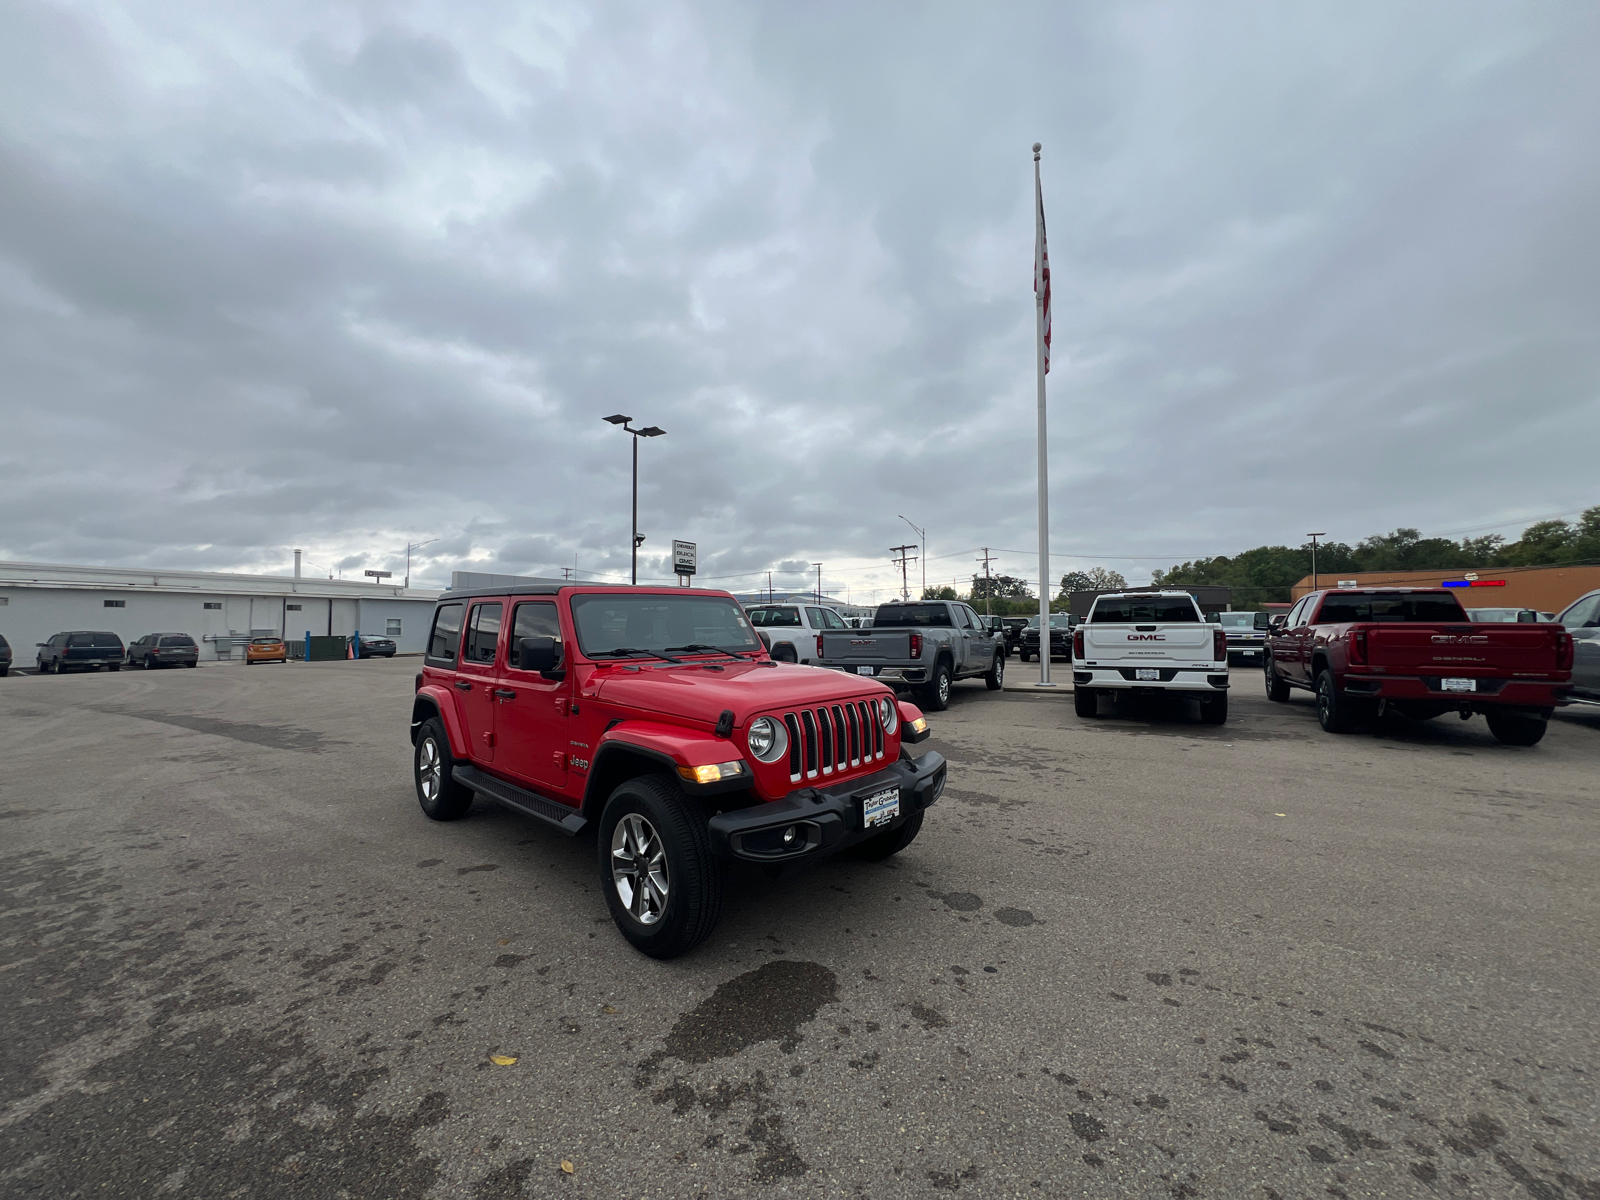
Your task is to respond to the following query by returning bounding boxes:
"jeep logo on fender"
[1127,634,1166,641]
[1431,634,1489,645]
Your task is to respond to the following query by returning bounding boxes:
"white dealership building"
[0,561,441,662]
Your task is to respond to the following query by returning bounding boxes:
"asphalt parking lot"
[2,660,1596,1199]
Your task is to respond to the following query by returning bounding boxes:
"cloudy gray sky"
[2,1,1597,598]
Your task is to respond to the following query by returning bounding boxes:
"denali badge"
[1431,634,1489,645]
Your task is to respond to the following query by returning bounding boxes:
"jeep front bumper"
[708,751,947,865]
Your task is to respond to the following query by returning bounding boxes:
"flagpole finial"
[1032,142,1041,158]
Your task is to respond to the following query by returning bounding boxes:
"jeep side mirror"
[516,636,564,678]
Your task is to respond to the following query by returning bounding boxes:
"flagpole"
[1033,142,1055,687]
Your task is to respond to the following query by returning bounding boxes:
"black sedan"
[356,635,397,659]
[0,633,12,677]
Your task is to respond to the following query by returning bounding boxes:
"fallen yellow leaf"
[602,1005,618,1014]
[1274,813,1286,817]
[560,1159,575,1174]
[490,1055,518,1066]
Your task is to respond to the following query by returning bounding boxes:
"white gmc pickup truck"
[1071,591,1230,724]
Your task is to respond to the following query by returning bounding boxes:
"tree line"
[909,507,1598,613]
[1150,507,1600,607]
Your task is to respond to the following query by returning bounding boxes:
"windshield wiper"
[590,647,683,664]
[663,643,752,660]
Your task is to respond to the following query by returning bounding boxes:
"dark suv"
[127,633,200,669]
[37,631,125,673]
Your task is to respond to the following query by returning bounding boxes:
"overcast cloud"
[1,1,1597,598]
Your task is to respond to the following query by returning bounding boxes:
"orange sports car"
[245,636,288,664]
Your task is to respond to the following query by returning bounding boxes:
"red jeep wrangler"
[410,585,947,958]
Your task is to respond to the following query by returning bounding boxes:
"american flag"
[1034,169,1051,374]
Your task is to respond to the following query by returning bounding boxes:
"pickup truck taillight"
[1555,630,1574,671]
[1213,629,1227,662]
[909,633,923,659]
[817,634,825,659]
[1348,628,1367,665]
[1073,628,1084,658]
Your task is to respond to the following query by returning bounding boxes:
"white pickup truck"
[1071,590,1230,724]
[744,602,851,664]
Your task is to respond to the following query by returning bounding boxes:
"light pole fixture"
[898,515,926,598]
[1307,533,1326,593]
[813,563,823,604]
[604,415,666,585]
[404,539,437,590]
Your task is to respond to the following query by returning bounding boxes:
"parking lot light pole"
[403,539,437,590]
[1307,532,1326,592]
[604,415,666,585]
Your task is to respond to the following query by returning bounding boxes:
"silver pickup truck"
[818,600,1004,711]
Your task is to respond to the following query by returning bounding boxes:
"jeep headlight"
[877,696,898,734]
[746,715,788,763]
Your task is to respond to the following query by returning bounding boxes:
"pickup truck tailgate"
[1082,625,1213,663]
[1367,625,1563,675]
[820,630,912,662]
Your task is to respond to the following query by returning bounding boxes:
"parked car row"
[1,629,408,674]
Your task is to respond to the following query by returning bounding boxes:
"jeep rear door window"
[745,607,801,628]
[871,604,954,628]
[464,603,503,664]
[570,595,760,656]
[1313,594,1467,623]
[1090,599,1200,623]
[428,603,464,661]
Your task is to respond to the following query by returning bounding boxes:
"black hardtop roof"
[434,583,736,605]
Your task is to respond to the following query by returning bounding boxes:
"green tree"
[1058,567,1127,600]
[970,574,1034,600]
[921,585,958,600]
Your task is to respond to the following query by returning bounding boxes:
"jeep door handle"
[493,689,517,700]
[454,681,472,692]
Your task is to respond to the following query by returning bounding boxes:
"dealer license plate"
[857,665,874,676]
[861,787,900,828]
[1136,668,1160,681]
[1441,677,1476,693]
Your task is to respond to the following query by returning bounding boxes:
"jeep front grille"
[783,700,885,783]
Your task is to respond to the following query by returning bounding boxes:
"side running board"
[453,765,588,836]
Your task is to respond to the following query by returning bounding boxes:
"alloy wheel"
[418,737,442,801]
[938,671,951,705]
[611,814,670,925]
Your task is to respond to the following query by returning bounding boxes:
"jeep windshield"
[570,594,761,659]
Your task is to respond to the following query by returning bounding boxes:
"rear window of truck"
[745,607,801,628]
[871,604,954,627]
[1089,599,1200,623]
[1314,594,1467,623]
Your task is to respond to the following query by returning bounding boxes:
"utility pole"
[977,547,996,616]
[1307,533,1326,593]
[561,566,574,580]
[898,516,926,598]
[766,570,772,603]
[890,544,918,601]
[813,563,823,604]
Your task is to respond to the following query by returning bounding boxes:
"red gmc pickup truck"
[1263,588,1573,744]
[410,584,946,958]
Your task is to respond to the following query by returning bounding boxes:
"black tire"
[186,661,197,668]
[0,666,7,677]
[1264,655,1290,702]
[985,653,1004,691]
[413,718,474,820]
[108,663,120,672]
[1199,692,1228,725]
[920,662,952,712]
[1315,670,1351,734]
[1485,711,1547,746]
[1074,687,1098,718]
[599,775,724,959]
[1020,649,1032,663]
[850,810,924,862]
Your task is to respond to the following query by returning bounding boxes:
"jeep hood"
[588,662,889,726]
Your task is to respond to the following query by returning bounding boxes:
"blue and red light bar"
[1441,579,1507,588]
